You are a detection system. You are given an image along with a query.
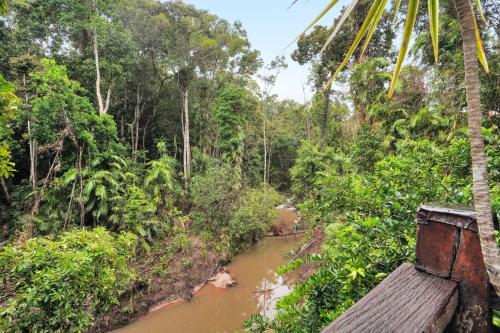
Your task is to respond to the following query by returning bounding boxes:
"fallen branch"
[264,230,306,238]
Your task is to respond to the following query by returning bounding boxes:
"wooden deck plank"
[321,264,458,333]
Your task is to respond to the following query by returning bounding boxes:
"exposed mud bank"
[91,237,221,332]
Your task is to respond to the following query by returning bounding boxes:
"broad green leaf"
[428,0,439,63]
[388,0,420,97]
[289,0,341,48]
[469,0,489,73]
[323,0,385,92]
[321,0,360,54]
[360,0,389,57]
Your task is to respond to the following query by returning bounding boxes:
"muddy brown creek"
[113,207,301,333]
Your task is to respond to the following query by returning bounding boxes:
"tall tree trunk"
[78,146,85,227]
[121,89,127,141]
[1,177,10,202]
[28,119,37,190]
[132,88,143,162]
[174,135,178,160]
[26,151,61,239]
[24,73,37,191]
[456,0,500,296]
[321,92,330,145]
[263,106,268,184]
[181,86,191,189]
[267,136,272,185]
[120,115,124,140]
[93,22,110,116]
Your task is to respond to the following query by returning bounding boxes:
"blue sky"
[183,0,350,102]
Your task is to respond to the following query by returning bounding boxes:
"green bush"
[350,124,385,173]
[290,141,350,199]
[229,184,282,250]
[0,228,137,333]
[190,163,241,233]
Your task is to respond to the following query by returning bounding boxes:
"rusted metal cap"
[417,203,477,232]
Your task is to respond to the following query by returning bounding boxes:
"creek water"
[113,207,301,333]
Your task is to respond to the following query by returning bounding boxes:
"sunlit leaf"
[388,0,420,97]
[323,0,385,92]
[289,0,341,48]
[469,0,489,73]
[474,0,487,23]
[360,0,389,57]
[0,0,7,15]
[321,0,360,54]
[428,0,439,63]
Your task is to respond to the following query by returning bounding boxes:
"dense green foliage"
[229,185,282,250]
[0,228,137,332]
[246,138,499,333]
[243,0,499,330]
[0,0,498,331]
[0,74,18,178]
[0,1,285,330]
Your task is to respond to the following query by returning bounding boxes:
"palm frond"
[388,0,420,97]
[474,0,487,23]
[321,0,360,54]
[289,0,341,48]
[323,0,386,92]
[392,0,402,18]
[287,0,300,11]
[360,0,389,57]
[428,0,439,63]
[469,0,489,73]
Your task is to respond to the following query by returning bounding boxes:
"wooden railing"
[321,204,496,333]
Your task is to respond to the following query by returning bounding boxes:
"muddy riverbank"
[109,206,303,333]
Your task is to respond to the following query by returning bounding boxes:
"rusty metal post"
[415,204,491,333]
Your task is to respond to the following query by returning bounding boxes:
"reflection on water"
[113,208,300,333]
[256,275,292,319]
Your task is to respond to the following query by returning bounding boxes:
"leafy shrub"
[228,184,282,250]
[350,124,385,172]
[190,162,241,233]
[213,85,249,167]
[0,228,137,333]
[290,141,350,198]
[0,74,19,179]
[144,153,180,210]
[113,185,159,243]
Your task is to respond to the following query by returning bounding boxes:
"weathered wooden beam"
[321,264,458,333]
[321,204,495,333]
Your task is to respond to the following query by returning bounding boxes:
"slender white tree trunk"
[23,73,37,191]
[181,87,191,189]
[263,105,267,184]
[28,119,37,190]
[93,21,110,115]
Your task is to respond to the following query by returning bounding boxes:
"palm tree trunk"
[455,0,500,296]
